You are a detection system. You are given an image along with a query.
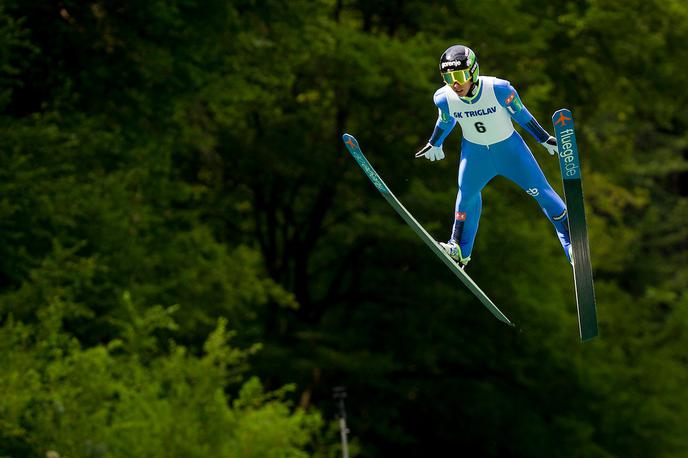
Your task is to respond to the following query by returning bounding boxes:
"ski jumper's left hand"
[541,136,559,156]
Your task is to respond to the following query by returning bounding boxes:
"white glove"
[541,136,558,156]
[415,143,445,162]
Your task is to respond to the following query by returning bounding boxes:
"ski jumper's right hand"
[415,143,445,161]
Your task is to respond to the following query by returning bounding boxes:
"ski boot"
[439,240,470,268]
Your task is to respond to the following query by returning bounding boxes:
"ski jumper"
[428,76,571,260]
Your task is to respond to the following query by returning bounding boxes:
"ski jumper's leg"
[451,139,496,258]
[496,133,572,260]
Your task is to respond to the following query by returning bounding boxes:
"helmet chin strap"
[461,79,480,100]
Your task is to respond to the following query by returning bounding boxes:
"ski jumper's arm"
[428,89,457,146]
[493,79,550,143]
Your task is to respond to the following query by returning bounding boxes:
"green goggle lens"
[442,70,471,85]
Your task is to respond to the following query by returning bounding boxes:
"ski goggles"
[442,69,472,86]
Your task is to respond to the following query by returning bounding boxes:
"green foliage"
[0,311,323,458]
[0,0,687,457]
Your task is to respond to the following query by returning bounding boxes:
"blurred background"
[1,1,687,457]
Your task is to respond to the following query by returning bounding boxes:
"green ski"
[552,109,599,341]
[342,133,513,326]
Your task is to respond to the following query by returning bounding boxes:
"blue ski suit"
[429,76,571,260]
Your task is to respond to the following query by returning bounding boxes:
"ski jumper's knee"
[455,187,481,211]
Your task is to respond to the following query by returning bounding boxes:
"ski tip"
[552,108,574,128]
[342,133,358,148]
[342,133,360,152]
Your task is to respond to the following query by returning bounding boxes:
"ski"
[342,133,513,326]
[552,109,599,341]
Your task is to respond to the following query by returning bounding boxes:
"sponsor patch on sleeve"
[505,90,524,114]
[512,97,523,112]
